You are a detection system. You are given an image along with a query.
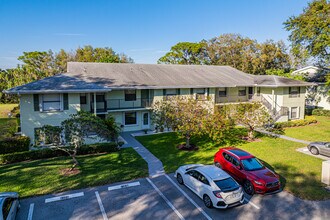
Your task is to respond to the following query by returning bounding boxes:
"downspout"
[94,92,97,116]
[272,89,275,114]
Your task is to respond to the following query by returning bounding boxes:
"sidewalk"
[120,132,165,178]
[256,129,311,145]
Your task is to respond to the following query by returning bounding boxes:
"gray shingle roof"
[5,62,315,94]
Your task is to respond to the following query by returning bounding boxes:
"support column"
[94,92,97,116]
[271,89,275,111]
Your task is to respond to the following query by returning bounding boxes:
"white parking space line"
[108,181,140,191]
[95,191,108,220]
[165,175,212,220]
[27,203,34,220]
[244,198,260,210]
[45,192,84,203]
[146,178,185,220]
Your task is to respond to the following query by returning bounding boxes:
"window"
[198,174,210,185]
[195,88,206,100]
[291,107,299,119]
[218,88,227,97]
[125,90,136,101]
[214,178,239,192]
[223,152,233,163]
[166,89,177,96]
[80,93,87,104]
[34,127,62,146]
[238,87,246,96]
[96,94,105,102]
[289,87,300,98]
[125,112,137,125]
[2,198,13,220]
[241,158,264,171]
[41,94,62,111]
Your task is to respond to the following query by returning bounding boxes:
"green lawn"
[284,116,330,142]
[0,118,18,139]
[0,104,18,118]
[136,132,330,200]
[0,148,148,198]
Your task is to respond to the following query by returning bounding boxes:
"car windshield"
[241,157,264,171]
[214,177,239,192]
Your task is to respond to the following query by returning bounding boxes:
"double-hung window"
[238,87,246,96]
[125,112,137,125]
[218,88,227,97]
[125,90,136,101]
[291,107,299,119]
[289,87,300,98]
[41,94,62,112]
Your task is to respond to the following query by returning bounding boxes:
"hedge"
[312,109,330,117]
[274,116,317,128]
[0,136,30,154]
[0,142,119,164]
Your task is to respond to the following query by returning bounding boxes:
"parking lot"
[16,174,330,220]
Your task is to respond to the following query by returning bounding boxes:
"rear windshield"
[241,157,264,171]
[214,178,239,192]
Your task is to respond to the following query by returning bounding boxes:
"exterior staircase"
[260,95,289,121]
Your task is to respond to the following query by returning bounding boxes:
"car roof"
[195,165,230,180]
[222,147,253,159]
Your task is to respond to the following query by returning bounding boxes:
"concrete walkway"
[120,132,165,178]
[256,129,311,145]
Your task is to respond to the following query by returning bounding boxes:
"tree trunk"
[185,135,191,148]
[70,143,79,171]
[248,129,254,140]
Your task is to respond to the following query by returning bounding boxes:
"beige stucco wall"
[20,93,80,144]
[281,87,306,120]
[216,87,248,103]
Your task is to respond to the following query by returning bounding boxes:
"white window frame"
[40,94,63,112]
[124,111,138,126]
[290,107,299,119]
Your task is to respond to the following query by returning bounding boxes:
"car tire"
[177,173,184,185]
[203,194,213,208]
[243,180,255,195]
[214,162,222,169]
[310,147,319,155]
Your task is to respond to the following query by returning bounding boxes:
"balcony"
[215,95,259,104]
[90,98,153,112]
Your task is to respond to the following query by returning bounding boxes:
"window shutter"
[33,94,39,111]
[163,89,166,96]
[190,88,193,94]
[207,88,209,96]
[63,93,69,110]
[176,89,180,95]
[298,87,300,97]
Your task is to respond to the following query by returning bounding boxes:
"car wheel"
[177,174,184,185]
[214,162,222,169]
[310,147,319,155]
[203,195,213,208]
[243,180,255,195]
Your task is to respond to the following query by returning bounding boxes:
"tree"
[230,102,271,140]
[284,0,330,66]
[41,111,113,169]
[158,42,208,65]
[151,100,173,132]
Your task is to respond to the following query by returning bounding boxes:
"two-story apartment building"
[5,62,313,144]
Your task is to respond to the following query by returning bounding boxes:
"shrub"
[312,109,330,117]
[274,116,317,128]
[0,142,118,164]
[0,136,30,154]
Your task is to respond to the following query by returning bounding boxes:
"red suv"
[214,147,280,195]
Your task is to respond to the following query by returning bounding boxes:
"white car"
[175,164,244,209]
[0,192,20,220]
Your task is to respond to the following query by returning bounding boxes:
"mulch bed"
[60,168,81,176]
[176,144,199,151]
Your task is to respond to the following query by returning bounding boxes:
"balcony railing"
[107,98,152,110]
[216,95,258,104]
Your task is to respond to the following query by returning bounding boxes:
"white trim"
[45,192,84,203]
[123,111,138,126]
[95,191,108,220]
[27,203,34,220]
[108,181,140,191]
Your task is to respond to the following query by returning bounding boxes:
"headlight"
[254,180,263,186]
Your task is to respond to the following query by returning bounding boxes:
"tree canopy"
[284,0,330,67]
[0,46,133,103]
[158,34,291,75]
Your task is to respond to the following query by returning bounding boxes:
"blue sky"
[0,0,309,69]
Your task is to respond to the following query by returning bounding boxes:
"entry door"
[141,112,150,129]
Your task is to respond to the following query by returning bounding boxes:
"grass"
[284,116,330,142]
[136,132,330,200]
[0,118,18,139]
[0,104,18,118]
[0,148,148,198]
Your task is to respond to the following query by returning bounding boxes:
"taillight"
[213,191,222,198]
